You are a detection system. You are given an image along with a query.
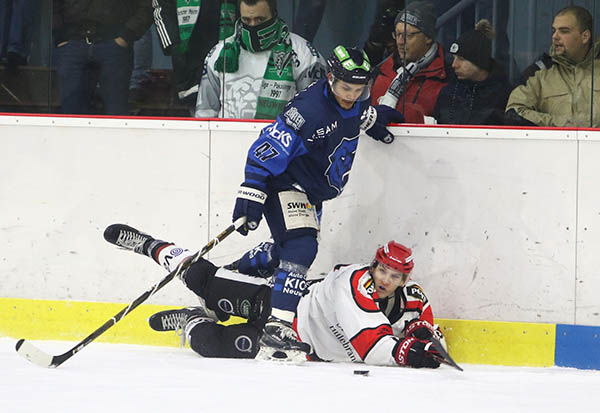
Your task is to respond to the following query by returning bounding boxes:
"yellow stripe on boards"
[0,297,245,347]
[1,298,557,366]
[437,318,556,367]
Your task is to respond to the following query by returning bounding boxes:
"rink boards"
[2,115,600,370]
[1,297,598,370]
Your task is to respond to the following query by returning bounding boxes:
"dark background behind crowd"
[0,0,599,127]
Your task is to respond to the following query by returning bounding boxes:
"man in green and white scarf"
[195,0,327,119]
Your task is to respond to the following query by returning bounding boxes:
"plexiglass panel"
[0,0,596,127]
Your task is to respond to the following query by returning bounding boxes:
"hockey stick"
[15,217,246,368]
[429,336,463,371]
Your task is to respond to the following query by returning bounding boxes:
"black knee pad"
[188,322,260,359]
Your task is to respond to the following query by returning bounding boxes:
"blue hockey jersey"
[243,79,371,204]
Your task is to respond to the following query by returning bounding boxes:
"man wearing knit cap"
[433,19,511,125]
[371,0,452,123]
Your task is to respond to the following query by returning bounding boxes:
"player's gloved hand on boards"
[394,336,441,368]
[362,105,404,144]
[404,319,436,340]
[232,185,267,236]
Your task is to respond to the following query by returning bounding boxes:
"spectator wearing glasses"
[371,1,452,123]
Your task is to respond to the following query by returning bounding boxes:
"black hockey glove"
[232,185,267,236]
[362,105,404,144]
[404,319,436,340]
[394,337,441,369]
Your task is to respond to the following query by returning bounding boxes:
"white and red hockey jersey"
[296,263,434,366]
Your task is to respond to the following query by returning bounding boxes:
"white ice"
[2,337,599,413]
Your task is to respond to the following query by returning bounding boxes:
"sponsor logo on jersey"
[266,123,293,148]
[311,121,338,141]
[283,106,306,131]
[282,272,307,296]
[350,268,380,312]
[407,285,428,304]
[329,323,358,362]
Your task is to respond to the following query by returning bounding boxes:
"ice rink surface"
[2,337,600,413]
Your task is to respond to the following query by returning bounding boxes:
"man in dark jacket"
[52,0,153,115]
[433,19,511,126]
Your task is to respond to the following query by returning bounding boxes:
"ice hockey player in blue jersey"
[232,45,405,360]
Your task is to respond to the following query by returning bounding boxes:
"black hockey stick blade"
[430,336,463,371]
[15,217,246,368]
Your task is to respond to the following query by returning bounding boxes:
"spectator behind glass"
[363,0,405,67]
[291,0,326,43]
[506,6,600,128]
[153,0,233,112]
[433,19,511,125]
[52,0,153,116]
[0,0,37,73]
[195,0,326,120]
[371,1,451,123]
[129,26,153,104]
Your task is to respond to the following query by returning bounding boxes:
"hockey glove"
[404,319,436,340]
[362,105,404,144]
[232,185,267,236]
[394,337,441,369]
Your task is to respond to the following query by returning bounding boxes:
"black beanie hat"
[394,1,437,40]
[449,19,494,71]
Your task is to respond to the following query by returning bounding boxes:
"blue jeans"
[130,27,153,90]
[54,39,133,115]
[0,0,36,59]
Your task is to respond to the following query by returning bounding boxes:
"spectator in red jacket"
[371,1,451,122]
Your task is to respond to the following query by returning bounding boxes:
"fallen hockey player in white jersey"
[104,223,445,368]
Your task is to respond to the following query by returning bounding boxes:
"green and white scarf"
[215,17,296,119]
[172,0,201,55]
[173,1,236,55]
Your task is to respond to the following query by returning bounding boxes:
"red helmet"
[375,241,414,274]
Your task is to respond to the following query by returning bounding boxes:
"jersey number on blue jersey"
[254,142,280,162]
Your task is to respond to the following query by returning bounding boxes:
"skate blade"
[256,346,307,364]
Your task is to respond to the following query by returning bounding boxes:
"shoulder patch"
[283,106,306,131]
[406,284,428,304]
[350,268,380,312]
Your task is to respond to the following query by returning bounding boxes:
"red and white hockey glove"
[404,319,436,340]
[394,337,440,369]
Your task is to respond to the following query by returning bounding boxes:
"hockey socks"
[270,261,308,322]
[154,243,195,272]
[226,241,279,278]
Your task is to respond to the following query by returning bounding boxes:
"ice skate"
[148,303,219,347]
[256,316,311,362]
[103,223,157,256]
